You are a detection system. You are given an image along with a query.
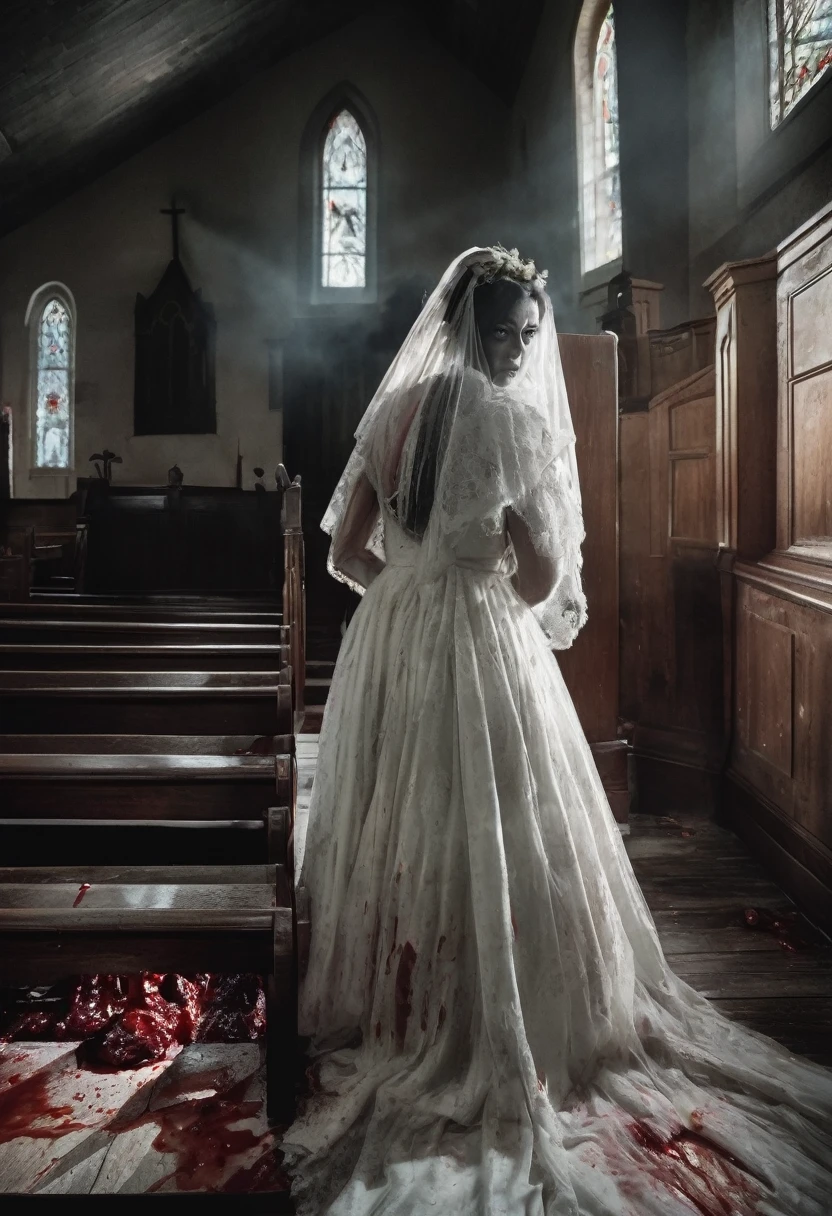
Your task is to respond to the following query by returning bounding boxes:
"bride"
[282,247,832,1215]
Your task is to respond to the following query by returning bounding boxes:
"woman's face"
[479,294,540,387]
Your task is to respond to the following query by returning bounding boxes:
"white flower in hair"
[476,243,549,289]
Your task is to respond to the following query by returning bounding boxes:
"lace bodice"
[382,502,513,576]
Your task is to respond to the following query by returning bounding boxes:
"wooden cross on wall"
[160,199,186,262]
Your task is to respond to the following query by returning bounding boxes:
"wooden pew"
[0,857,296,1123]
[1,499,83,596]
[0,596,282,616]
[0,641,290,671]
[0,616,287,647]
[0,669,292,735]
[0,734,293,867]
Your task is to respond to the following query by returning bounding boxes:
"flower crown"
[474,244,548,291]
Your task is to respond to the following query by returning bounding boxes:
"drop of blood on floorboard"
[743,907,811,952]
[73,883,91,908]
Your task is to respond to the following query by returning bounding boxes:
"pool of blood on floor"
[0,1057,287,1194]
[0,1066,88,1146]
[113,1074,289,1193]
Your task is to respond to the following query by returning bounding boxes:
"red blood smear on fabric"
[0,1069,88,1145]
[629,1120,761,1216]
[221,1146,291,1193]
[420,991,430,1033]
[73,883,91,907]
[394,942,417,1049]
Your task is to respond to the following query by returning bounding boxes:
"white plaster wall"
[0,8,510,497]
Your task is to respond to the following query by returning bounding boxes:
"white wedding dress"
[282,249,832,1215]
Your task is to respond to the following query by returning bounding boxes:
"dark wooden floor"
[626,806,832,1065]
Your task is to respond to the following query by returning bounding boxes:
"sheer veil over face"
[322,245,588,648]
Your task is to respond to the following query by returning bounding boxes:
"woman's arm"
[331,472,385,587]
[506,507,559,607]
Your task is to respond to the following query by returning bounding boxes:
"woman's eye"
[493,327,507,338]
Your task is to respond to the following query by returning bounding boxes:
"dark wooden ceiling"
[0,0,545,238]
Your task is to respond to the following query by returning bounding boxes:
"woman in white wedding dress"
[283,246,832,1215]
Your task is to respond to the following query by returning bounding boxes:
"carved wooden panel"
[619,411,667,726]
[790,264,832,377]
[792,368,832,543]
[777,203,832,559]
[671,456,715,542]
[669,392,716,543]
[737,607,794,778]
[731,573,832,858]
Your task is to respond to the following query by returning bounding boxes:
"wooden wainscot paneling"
[727,568,832,929]
[719,204,832,932]
[557,333,629,824]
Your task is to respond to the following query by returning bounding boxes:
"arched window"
[300,85,378,305]
[27,285,76,471]
[321,109,367,289]
[575,2,623,277]
[768,0,832,126]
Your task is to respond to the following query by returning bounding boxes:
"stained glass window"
[35,297,72,469]
[582,5,622,273]
[321,109,367,289]
[769,0,832,126]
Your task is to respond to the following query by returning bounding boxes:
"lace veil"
[321,246,588,649]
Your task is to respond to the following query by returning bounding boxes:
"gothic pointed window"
[769,0,832,126]
[321,109,368,290]
[575,3,623,275]
[31,291,75,470]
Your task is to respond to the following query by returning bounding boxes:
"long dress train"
[282,504,832,1216]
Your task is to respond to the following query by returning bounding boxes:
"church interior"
[0,0,831,1203]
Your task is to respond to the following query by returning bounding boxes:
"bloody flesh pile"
[0,974,266,1067]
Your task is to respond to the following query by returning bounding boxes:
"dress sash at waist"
[384,548,512,577]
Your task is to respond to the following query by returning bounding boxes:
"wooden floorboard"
[625,807,832,1064]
